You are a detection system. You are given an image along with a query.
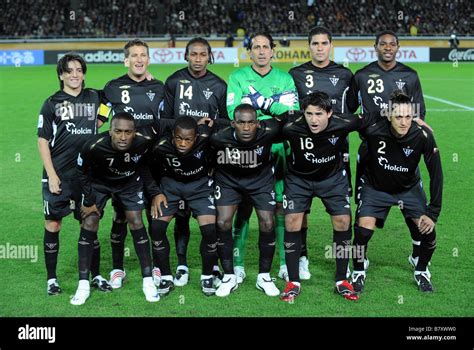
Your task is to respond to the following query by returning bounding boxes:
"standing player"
[349,30,427,272]
[351,91,442,293]
[226,32,299,283]
[211,104,282,297]
[38,53,110,296]
[289,27,356,279]
[148,116,220,296]
[102,39,165,288]
[71,112,163,305]
[160,37,227,286]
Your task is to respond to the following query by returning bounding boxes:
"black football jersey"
[37,88,102,178]
[210,119,282,177]
[289,61,355,113]
[151,124,212,182]
[361,120,443,220]
[103,74,164,127]
[280,111,379,181]
[77,120,174,206]
[161,68,228,120]
[348,61,426,119]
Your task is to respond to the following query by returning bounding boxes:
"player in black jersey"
[160,38,227,287]
[348,30,427,274]
[37,53,110,296]
[210,104,282,298]
[147,116,221,296]
[351,91,442,294]
[71,112,165,305]
[276,91,430,302]
[289,27,356,280]
[274,92,373,302]
[102,39,165,288]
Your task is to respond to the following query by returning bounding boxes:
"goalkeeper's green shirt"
[226,65,299,120]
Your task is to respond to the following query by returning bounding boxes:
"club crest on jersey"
[329,77,339,86]
[270,87,279,94]
[396,80,406,90]
[146,91,155,101]
[194,150,204,159]
[131,154,142,163]
[254,146,264,156]
[328,136,339,145]
[403,147,414,157]
[203,89,213,100]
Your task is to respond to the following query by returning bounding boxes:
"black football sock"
[417,229,437,272]
[258,229,276,274]
[334,229,352,282]
[406,218,421,259]
[149,220,171,275]
[78,228,97,280]
[130,227,153,278]
[217,228,233,274]
[300,227,308,258]
[90,238,101,279]
[44,229,59,280]
[174,215,191,267]
[110,221,127,270]
[352,225,373,271]
[284,230,302,282]
[199,224,218,276]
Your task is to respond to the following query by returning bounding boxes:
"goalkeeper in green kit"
[226,32,299,284]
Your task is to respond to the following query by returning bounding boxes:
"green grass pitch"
[0,62,473,317]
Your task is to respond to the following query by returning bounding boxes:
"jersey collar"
[251,65,273,78]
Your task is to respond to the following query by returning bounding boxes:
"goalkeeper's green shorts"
[271,142,287,202]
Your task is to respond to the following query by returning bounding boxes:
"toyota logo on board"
[346,48,367,62]
[153,49,174,63]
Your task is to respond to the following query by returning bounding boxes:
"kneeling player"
[275,92,361,302]
[211,104,282,297]
[351,91,442,293]
[72,113,163,305]
[148,117,219,296]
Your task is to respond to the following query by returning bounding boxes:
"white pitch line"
[426,109,473,112]
[424,95,474,111]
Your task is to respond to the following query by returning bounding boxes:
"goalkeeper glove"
[241,85,274,111]
[271,91,298,107]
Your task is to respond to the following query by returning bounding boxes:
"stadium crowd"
[0,0,471,38]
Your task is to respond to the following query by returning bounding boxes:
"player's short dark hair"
[111,112,136,129]
[174,116,198,133]
[56,53,87,89]
[375,30,399,46]
[124,38,149,57]
[308,26,332,44]
[389,90,412,105]
[234,104,257,119]
[301,91,333,113]
[247,32,276,50]
[185,37,214,64]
